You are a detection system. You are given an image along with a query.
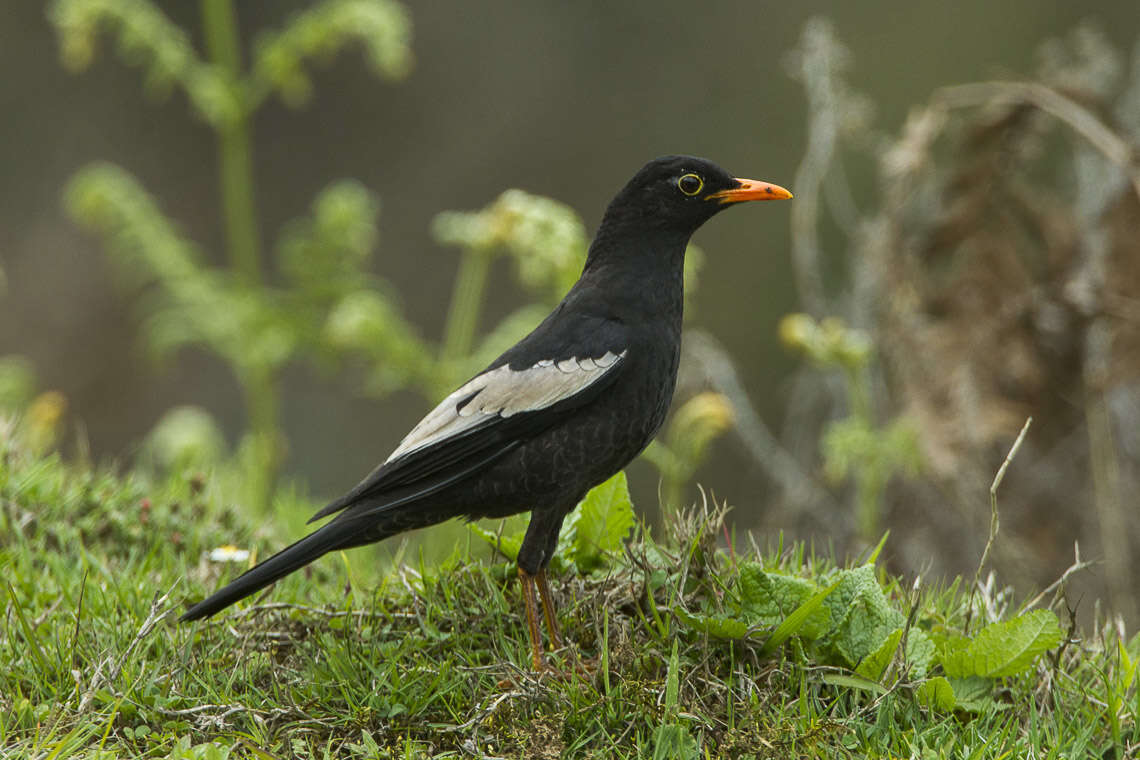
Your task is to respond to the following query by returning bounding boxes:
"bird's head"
[602,155,793,236]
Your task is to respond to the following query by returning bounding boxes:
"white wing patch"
[386,350,626,463]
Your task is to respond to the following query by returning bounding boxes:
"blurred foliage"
[51,0,413,514]
[643,392,735,513]
[0,357,37,413]
[65,165,297,374]
[49,0,728,523]
[771,18,1140,625]
[0,356,69,456]
[141,406,227,474]
[50,0,411,124]
[780,313,920,543]
[433,189,588,304]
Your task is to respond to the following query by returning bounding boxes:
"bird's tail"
[179,516,377,621]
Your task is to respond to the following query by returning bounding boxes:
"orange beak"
[708,178,794,204]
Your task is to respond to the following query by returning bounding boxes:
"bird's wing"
[308,349,628,522]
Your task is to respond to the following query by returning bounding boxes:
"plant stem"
[202,0,278,510]
[441,246,492,367]
[847,363,879,542]
[201,0,261,284]
[242,364,282,514]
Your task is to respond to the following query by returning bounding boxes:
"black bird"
[180,155,791,669]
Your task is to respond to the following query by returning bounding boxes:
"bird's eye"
[677,173,703,196]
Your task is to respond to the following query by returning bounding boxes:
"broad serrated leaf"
[906,629,936,679]
[761,578,838,655]
[915,676,956,711]
[937,633,973,678]
[562,472,634,573]
[946,676,996,713]
[738,563,820,625]
[941,610,1063,678]
[855,628,903,681]
[855,627,936,681]
[824,565,905,667]
[969,609,1063,677]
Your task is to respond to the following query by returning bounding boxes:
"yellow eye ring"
[678,173,703,196]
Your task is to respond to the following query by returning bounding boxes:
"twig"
[965,417,1032,634]
[78,586,175,712]
[1018,542,1098,615]
[935,81,1140,203]
[446,688,529,733]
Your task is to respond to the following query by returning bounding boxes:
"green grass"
[1,420,1137,759]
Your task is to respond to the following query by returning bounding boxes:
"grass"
[1,419,1137,759]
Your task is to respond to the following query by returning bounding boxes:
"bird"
[180,155,792,670]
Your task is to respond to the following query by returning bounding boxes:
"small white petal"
[209,545,250,563]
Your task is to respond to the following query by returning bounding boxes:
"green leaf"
[946,676,995,713]
[855,628,902,681]
[936,633,972,678]
[674,608,750,640]
[664,639,680,717]
[1117,636,1139,693]
[970,610,1063,677]
[906,629,936,679]
[941,610,1063,678]
[561,472,635,573]
[823,565,905,667]
[251,0,413,108]
[855,627,936,681]
[761,579,839,656]
[866,530,891,564]
[820,673,886,695]
[651,724,699,760]
[738,563,820,626]
[915,676,956,711]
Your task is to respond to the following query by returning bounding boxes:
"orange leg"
[535,568,564,651]
[518,567,545,671]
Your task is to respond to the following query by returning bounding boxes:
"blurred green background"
[2,1,1138,618]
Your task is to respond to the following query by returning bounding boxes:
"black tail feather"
[180,518,366,621]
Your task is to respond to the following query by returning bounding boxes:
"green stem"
[242,365,282,513]
[847,362,879,542]
[441,246,492,365]
[201,0,261,284]
[202,0,277,510]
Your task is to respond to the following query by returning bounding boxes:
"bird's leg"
[535,568,564,651]
[517,567,546,671]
